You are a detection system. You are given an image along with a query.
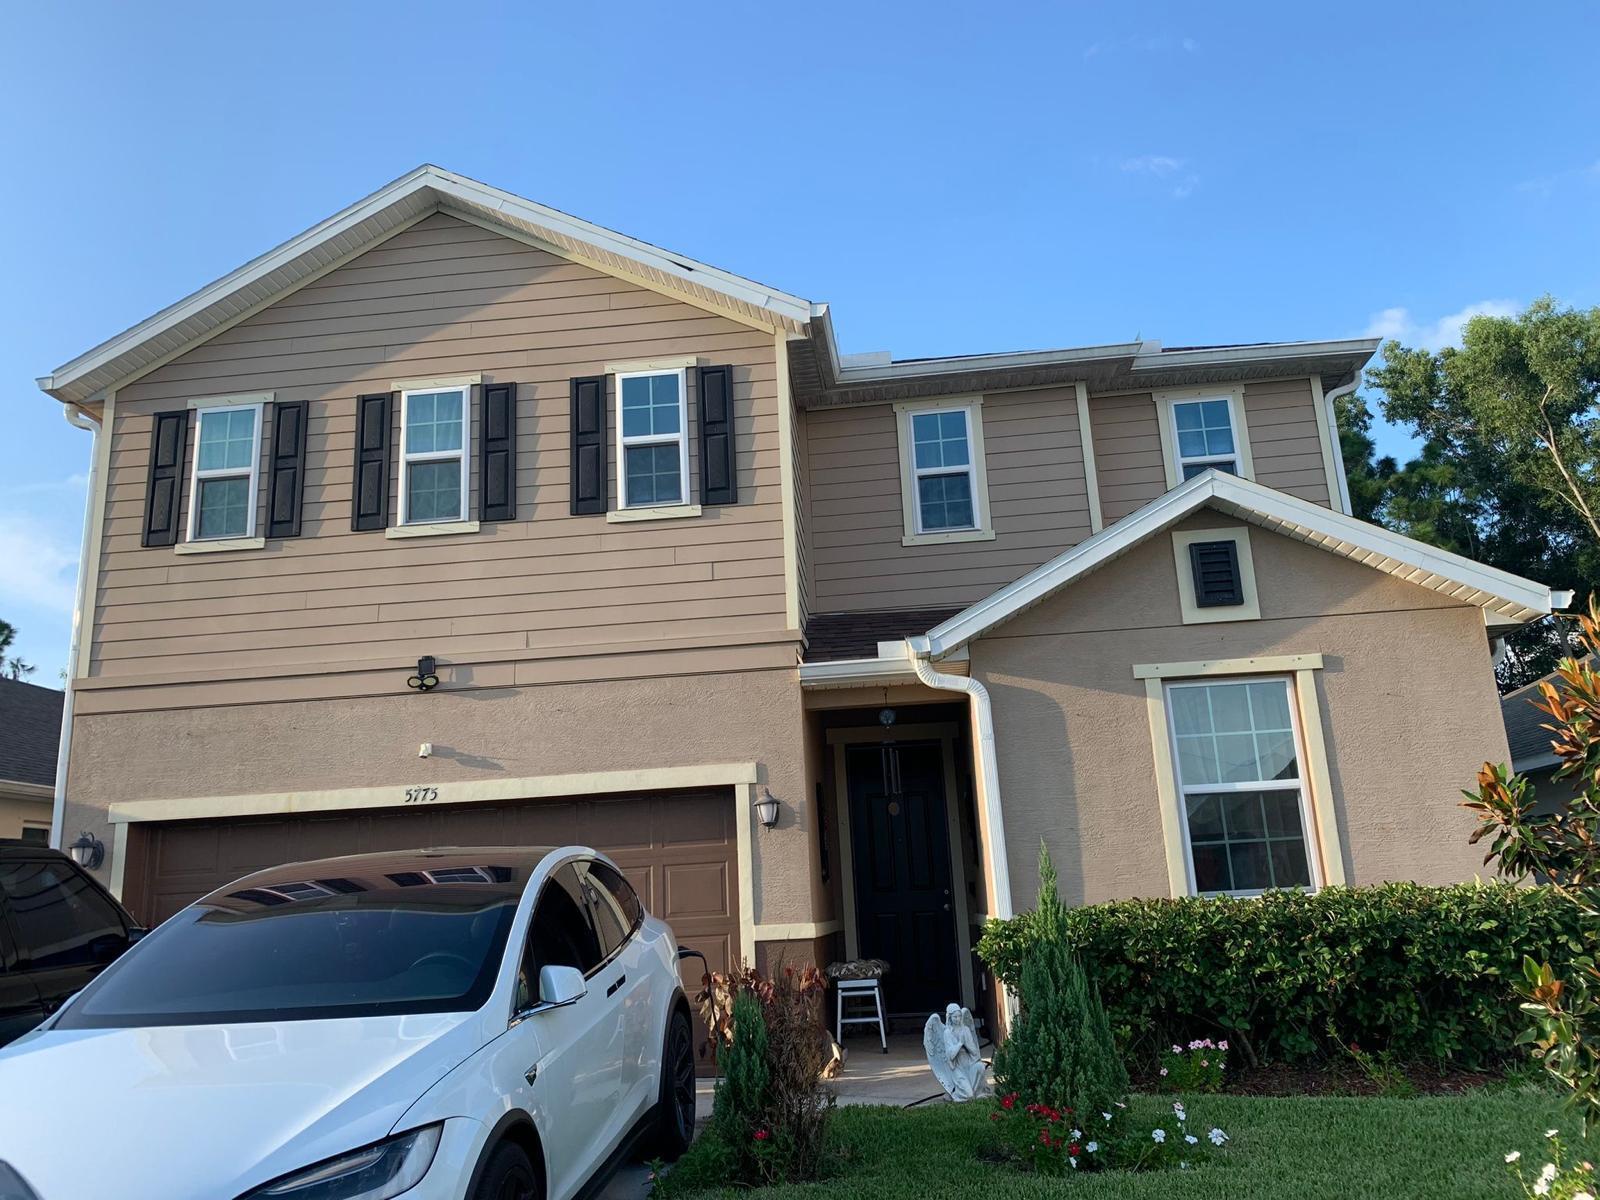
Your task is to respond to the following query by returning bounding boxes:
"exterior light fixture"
[407,656,440,692]
[67,831,105,870]
[753,788,781,829]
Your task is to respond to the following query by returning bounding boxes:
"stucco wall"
[975,509,1510,906]
[0,791,51,840]
[64,664,821,926]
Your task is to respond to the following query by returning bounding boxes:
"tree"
[1464,599,1600,1129]
[0,620,35,681]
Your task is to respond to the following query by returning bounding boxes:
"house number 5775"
[404,787,439,804]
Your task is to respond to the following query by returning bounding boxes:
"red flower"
[753,1129,771,1142]
[1001,1093,1017,1110]
[1069,1144,1081,1156]
[1350,1042,1361,1053]
[1038,1130,1051,1145]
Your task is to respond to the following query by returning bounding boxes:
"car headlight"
[241,1124,443,1200]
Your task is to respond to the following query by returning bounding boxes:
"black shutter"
[479,382,516,522]
[141,410,189,547]
[570,375,607,515]
[1190,540,1244,607]
[351,392,393,531]
[698,364,737,506]
[266,401,309,539]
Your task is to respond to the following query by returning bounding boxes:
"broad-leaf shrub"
[977,882,1583,1068]
[992,847,1128,1116]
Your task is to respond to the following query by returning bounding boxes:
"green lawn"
[665,1089,1577,1199]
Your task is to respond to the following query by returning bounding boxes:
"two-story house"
[36,166,1565,1029]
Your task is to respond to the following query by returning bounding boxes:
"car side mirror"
[537,965,587,1009]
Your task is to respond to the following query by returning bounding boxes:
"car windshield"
[56,880,521,1028]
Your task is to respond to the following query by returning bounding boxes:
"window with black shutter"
[1189,539,1244,607]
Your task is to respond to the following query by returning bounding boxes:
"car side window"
[581,861,641,960]
[524,864,604,984]
[0,859,127,971]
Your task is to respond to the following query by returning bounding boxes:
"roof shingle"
[0,679,63,789]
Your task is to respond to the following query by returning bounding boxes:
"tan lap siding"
[94,213,786,680]
[1244,378,1332,504]
[807,387,1094,612]
[1088,393,1166,522]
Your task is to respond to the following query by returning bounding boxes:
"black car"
[0,841,142,1046]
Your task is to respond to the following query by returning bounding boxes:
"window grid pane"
[406,460,462,522]
[625,444,683,506]
[1174,398,1237,475]
[912,410,970,471]
[1170,679,1311,894]
[620,373,681,439]
[405,391,464,456]
[196,477,250,539]
[197,408,257,472]
[917,472,974,531]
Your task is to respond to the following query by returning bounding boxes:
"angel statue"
[923,1004,988,1101]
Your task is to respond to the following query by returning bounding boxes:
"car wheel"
[474,1141,540,1200]
[650,1007,697,1160]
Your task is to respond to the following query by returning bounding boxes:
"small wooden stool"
[835,976,888,1053]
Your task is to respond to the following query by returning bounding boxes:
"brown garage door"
[121,787,739,986]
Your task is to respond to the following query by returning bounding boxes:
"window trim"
[186,401,264,542]
[1171,526,1261,623]
[398,384,471,526]
[1135,654,1345,898]
[1163,674,1322,898]
[1155,386,1254,488]
[616,367,691,510]
[894,396,995,546]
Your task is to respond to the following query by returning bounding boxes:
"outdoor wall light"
[407,656,440,692]
[68,831,105,871]
[753,788,781,829]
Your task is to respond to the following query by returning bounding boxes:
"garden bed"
[661,1088,1574,1199]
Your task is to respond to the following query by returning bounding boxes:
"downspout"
[906,636,1017,1024]
[1321,375,1357,516]
[51,403,101,850]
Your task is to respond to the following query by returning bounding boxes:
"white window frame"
[1163,674,1322,898]
[1155,386,1254,488]
[615,367,690,510]
[399,385,471,526]
[186,401,264,542]
[894,396,995,546]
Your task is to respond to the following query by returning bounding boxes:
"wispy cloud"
[1516,159,1600,199]
[0,518,78,616]
[1121,155,1200,199]
[1361,299,1520,351]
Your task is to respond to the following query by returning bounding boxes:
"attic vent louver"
[1189,540,1244,607]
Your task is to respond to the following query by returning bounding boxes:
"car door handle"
[606,974,625,998]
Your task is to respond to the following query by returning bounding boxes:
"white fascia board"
[1130,338,1382,371]
[40,165,814,403]
[799,646,968,688]
[924,471,1560,659]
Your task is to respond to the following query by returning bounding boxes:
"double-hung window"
[617,368,688,508]
[910,408,978,532]
[188,403,263,540]
[1166,677,1315,896]
[1170,396,1240,480]
[400,387,469,524]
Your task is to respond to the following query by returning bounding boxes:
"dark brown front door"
[845,741,959,1018]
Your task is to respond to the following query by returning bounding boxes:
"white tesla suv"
[0,846,701,1200]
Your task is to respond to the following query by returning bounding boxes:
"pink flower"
[1159,1067,1169,1076]
[1218,1040,1229,1051]
[753,1129,771,1142]
[1201,1060,1209,1068]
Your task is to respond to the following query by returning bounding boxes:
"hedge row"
[975,882,1584,1068]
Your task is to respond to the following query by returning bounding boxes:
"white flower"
[1086,1142,1098,1153]
[1153,1128,1167,1143]
[1185,1134,1199,1145]
[1546,1129,1560,1139]
[1542,1164,1559,1182]
[1103,1111,1114,1122]
[1180,1161,1190,1169]
[1507,1151,1522,1163]
[1172,1044,1183,1054]
[1534,1184,1550,1197]
[1574,1192,1593,1200]
[1070,1129,1082,1140]
[1068,1157,1078,1170]
[1207,1128,1228,1146]
[1159,1067,1169,1077]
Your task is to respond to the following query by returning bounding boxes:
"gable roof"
[1501,672,1559,772]
[38,165,816,406]
[912,470,1568,660]
[0,679,63,789]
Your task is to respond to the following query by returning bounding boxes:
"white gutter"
[1321,375,1358,516]
[51,404,100,849]
[906,638,1013,923]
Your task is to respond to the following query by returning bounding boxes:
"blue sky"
[3,1,1597,680]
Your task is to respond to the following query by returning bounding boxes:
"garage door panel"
[502,802,581,847]
[656,794,732,847]
[662,861,731,923]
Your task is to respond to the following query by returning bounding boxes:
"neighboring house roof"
[0,679,64,790]
[37,165,817,407]
[803,608,963,662]
[912,470,1567,661]
[1501,670,1567,772]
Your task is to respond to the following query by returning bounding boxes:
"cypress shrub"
[992,845,1128,1114]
